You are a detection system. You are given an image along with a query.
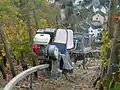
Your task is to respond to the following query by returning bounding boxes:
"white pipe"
[4,64,49,90]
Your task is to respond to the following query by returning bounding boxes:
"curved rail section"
[4,64,49,90]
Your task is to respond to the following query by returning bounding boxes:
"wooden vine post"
[104,0,120,89]
[107,16,120,74]
[25,0,38,79]
[108,0,117,39]
[107,0,120,75]
[0,27,16,77]
[100,0,120,90]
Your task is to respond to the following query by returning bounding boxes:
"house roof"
[82,22,90,29]
[94,10,106,17]
[92,4,107,14]
[96,5,104,9]
[79,27,85,32]
[80,22,90,33]
[81,0,92,8]
[92,0,100,8]
[99,0,106,5]
[105,0,110,7]
[90,21,102,29]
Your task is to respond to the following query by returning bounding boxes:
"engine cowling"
[32,43,60,60]
[34,33,50,45]
[32,44,40,55]
[32,32,51,55]
[32,44,48,56]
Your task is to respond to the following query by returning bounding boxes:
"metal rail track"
[4,64,49,90]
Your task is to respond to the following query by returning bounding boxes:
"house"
[92,11,108,24]
[74,20,103,41]
[88,21,102,39]
[93,5,107,14]
[80,21,90,33]
[73,0,93,9]
[85,0,100,9]
[77,21,102,42]
[99,0,106,5]
[73,0,84,6]
[92,0,100,8]
[105,0,111,8]
[60,9,66,21]
[71,21,90,32]
[46,0,55,4]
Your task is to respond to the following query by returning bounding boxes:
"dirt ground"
[0,59,101,90]
[37,59,101,90]
[0,74,8,90]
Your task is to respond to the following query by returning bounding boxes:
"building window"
[98,29,101,31]
[96,18,98,20]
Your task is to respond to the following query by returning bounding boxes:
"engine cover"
[33,33,50,45]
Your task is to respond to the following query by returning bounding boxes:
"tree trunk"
[104,1,119,90]
[0,27,16,77]
[25,0,33,47]
[107,0,119,75]
[107,21,120,74]
[32,58,38,78]
[105,22,120,90]
[20,51,27,71]
[33,8,39,30]
[108,0,117,39]
[25,0,38,78]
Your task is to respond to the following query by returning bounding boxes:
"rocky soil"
[0,59,101,90]
[37,59,101,90]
